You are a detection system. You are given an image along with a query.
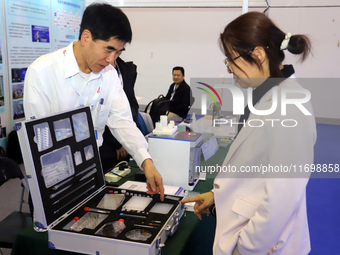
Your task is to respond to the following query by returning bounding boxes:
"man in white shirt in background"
[23,3,164,199]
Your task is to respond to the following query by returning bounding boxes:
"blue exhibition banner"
[4,0,52,128]
[0,0,9,142]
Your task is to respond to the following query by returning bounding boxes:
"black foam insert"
[22,107,105,226]
[53,187,183,245]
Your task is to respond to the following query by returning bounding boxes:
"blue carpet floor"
[307,124,340,254]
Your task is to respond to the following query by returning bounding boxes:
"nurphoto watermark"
[195,164,340,178]
[193,78,313,128]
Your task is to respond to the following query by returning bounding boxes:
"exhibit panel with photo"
[52,0,84,51]
[0,3,9,143]
[4,0,52,127]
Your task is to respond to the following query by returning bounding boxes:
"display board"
[1,0,84,132]
[4,0,52,128]
[52,0,84,51]
[86,0,268,7]
[0,1,9,149]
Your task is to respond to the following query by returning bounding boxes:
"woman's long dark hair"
[220,12,311,78]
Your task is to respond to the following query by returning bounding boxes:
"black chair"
[0,157,32,254]
[188,96,195,117]
[190,96,195,109]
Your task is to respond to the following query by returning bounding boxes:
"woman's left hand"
[180,191,214,220]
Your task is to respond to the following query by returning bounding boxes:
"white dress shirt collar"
[63,41,101,81]
[64,41,80,79]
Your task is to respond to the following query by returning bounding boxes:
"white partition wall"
[85,0,339,124]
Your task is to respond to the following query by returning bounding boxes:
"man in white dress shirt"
[23,3,164,199]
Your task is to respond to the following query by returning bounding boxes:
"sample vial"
[112,218,126,237]
[63,217,80,230]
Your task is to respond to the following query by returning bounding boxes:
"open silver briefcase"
[17,106,185,255]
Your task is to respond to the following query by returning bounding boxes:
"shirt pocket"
[94,104,111,129]
[231,196,260,219]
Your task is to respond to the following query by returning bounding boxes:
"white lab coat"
[213,77,317,255]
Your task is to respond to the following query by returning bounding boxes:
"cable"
[106,161,134,179]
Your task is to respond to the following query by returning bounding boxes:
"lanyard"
[63,48,103,111]
[69,75,102,111]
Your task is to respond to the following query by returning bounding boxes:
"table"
[11,146,230,255]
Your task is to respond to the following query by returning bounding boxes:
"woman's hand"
[180,191,215,220]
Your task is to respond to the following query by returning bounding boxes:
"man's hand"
[116,146,128,160]
[180,191,214,220]
[142,158,164,201]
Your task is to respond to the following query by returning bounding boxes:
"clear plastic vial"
[112,218,126,237]
[63,216,79,230]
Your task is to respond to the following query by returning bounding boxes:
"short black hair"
[172,66,185,76]
[79,3,132,43]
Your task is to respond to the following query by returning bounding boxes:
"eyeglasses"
[223,49,254,71]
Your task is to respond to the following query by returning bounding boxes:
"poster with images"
[31,25,50,43]
[52,0,85,51]
[12,83,23,99]
[13,99,24,120]
[0,39,2,65]
[4,0,52,128]
[0,2,8,143]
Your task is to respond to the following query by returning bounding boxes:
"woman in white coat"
[181,12,316,255]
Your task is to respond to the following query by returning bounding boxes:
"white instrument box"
[148,132,202,191]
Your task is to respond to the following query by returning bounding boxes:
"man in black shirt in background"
[164,66,192,121]
[100,57,139,172]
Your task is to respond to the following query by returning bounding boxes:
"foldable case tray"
[17,107,185,255]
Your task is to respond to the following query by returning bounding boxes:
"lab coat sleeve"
[23,67,51,120]
[236,91,316,254]
[106,78,150,168]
